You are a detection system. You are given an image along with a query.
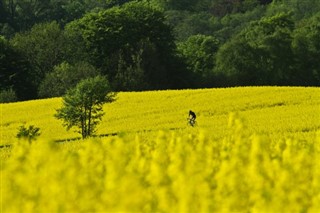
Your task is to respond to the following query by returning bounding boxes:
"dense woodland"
[1,0,320,102]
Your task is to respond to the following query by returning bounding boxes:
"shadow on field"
[0,133,119,148]
[1,128,184,148]
[55,127,184,144]
[55,132,118,143]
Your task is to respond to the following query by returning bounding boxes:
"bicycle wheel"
[188,119,196,127]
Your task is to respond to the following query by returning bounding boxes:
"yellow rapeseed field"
[1,86,320,212]
[2,86,319,144]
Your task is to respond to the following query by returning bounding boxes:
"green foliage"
[178,34,219,87]
[2,0,320,98]
[66,1,179,90]
[10,21,68,89]
[38,61,101,98]
[214,5,265,42]
[55,76,116,139]
[155,0,199,11]
[1,0,50,32]
[215,38,262,86]
[0,36,34,100]
[215,12,296,86]
[16,124,41,143]
[291,13,320,86]
[113,45,148,91]
[165,11,216,42]
[0,23,15,38]
[209,0,259,17]
[267,0,320,20]
[244,12,295,84]
[0,0,109,33]
[0,87,17,103]
[153,0,262,13]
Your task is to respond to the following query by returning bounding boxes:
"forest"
[1,0,320,102]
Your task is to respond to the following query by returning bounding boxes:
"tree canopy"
[66,1,180,90]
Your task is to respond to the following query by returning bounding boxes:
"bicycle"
[187,117,197,127]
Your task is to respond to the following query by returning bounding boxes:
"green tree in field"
[55,76,116,139]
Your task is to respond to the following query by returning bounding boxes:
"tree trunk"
[88,105,92,136]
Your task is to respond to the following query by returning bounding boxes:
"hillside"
[1,86,319,145]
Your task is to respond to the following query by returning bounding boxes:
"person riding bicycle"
[188,110,196,125]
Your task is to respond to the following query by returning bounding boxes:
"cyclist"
[188,110,196,126]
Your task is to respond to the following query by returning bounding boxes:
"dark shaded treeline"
[1,0,319,102]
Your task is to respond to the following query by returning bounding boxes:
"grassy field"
[1,86,320,212]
